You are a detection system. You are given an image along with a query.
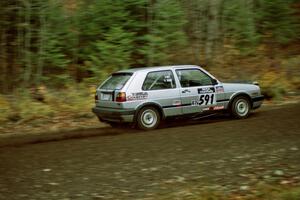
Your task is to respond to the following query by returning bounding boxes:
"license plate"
[100,93,111,101]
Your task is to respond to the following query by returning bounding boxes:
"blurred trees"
[0,0,299,93]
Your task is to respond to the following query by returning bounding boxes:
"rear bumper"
[252,95,264,109]
[92,107,135,123]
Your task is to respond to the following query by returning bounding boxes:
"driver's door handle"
[182,89,191,93]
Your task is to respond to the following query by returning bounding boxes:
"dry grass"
[11,84,95,120]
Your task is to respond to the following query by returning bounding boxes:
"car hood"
[221,83,260,92]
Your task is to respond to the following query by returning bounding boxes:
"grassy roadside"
[0,86,299,135]
[0,84,107,135]
[0,54,299,135]
[0,94,299,136]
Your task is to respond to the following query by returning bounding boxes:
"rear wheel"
[230,96,251,119]
[137,107,161,130]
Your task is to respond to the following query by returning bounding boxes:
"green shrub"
[280,188,300,200]
[42,84,95,117]
[282,56,300,91]
[0,95,11,123]
[16,94,56,122]
[259,71,291,100]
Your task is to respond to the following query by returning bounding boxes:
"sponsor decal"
[213,105,225,110]
[198,87,215,94]
[215,86,224,93]
[127,92,148,101]
[202,105,225,111]
[191,100,199,106]
[172,100,181,106]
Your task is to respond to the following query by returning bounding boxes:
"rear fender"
[134,102,165,122]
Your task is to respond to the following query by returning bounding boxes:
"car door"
[141,70,182,117]
[175,68,217,114]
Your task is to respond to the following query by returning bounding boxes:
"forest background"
[0,0,299,125]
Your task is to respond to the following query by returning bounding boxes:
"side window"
[142,70,176,90]
[176,69,213,87]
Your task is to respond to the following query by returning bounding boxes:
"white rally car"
[92,65,264,130]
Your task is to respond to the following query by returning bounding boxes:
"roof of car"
[117,65,200,73]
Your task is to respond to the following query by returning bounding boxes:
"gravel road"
[0,104,300,199]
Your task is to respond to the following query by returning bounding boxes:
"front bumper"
[92,106,135,123]
[252,95,264,109]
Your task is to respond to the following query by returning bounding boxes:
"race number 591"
[199,94,215,105]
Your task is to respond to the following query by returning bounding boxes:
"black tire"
[230,96,251,119]
[136,106,161,130]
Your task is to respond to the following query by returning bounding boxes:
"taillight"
[116,92,126,102]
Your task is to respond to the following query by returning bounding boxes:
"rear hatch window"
[97,73,132,102]
[100,73,132,90]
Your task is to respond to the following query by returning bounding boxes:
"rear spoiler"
[111,72,133,76]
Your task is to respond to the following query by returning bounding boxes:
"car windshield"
[100,73,132,90]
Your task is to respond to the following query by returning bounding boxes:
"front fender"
[228,92,253,109]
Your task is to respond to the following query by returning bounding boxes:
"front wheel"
[136,107,161,130]
[230,96,251,119]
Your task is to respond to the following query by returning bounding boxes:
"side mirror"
[212,78,218,85]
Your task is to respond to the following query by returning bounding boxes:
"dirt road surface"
[0,104,300,199]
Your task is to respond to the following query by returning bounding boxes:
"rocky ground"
[0,103,299,199]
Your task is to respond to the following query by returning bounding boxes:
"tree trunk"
[147,0,154,66]
[0,1,11,94]
[23,0,32,88]
[194,0,203,66]
[36,6,46,86]
[204,0,220,67]
[0,29,8,93]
